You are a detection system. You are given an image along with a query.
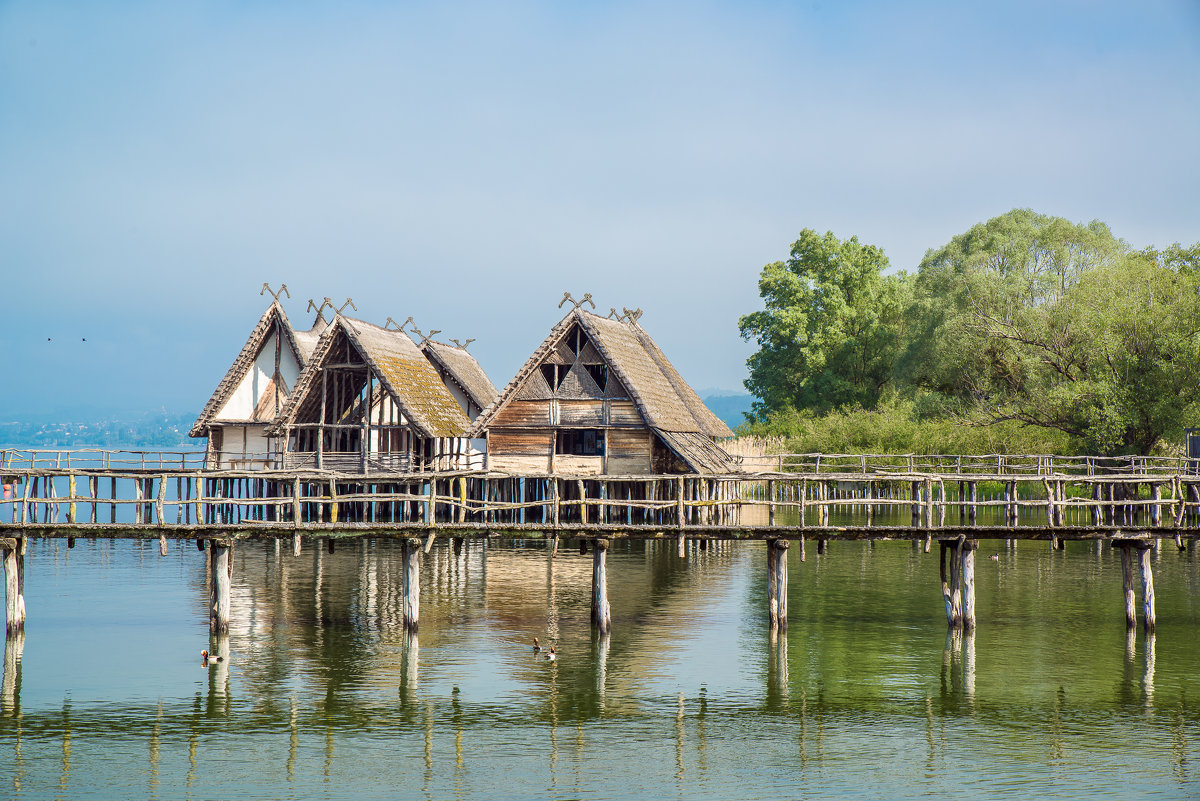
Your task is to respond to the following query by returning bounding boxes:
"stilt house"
[467,305,735,475]
[189,301,326,469]
[267,316,494,472]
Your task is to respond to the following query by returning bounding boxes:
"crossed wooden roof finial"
[261,283,290,302]
[449,338,476,350]
[384,316,404,331]
[622,307,644,324]
[336,298,357,315]
[307,297,335,323]
[402,316,441,346]
[559,291,596,311]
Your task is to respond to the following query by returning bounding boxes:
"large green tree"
[739,229,910,419]
[903,209,1200,453]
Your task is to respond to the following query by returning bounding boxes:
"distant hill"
[701,394,753,431]
[0,412,198,450]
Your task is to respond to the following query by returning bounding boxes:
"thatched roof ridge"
[269,316,471,439]
[578,313,732,438]
[466,307,733,440]
[466,310,578,437]
[189,301,310,438]
[420,340,498,414]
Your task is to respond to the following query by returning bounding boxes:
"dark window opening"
[584,363,607,389]
[540,364,564,390]
[556,429,605,456]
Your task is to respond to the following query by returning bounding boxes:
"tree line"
[738,209,1200,456]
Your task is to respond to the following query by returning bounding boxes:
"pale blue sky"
[2,1,1198,419]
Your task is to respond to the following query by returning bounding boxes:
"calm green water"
[1,535,1198,799]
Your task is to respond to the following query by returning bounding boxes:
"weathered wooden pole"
[1151,483,1162,527]
[2,538,26,634]
[402,537,421,632]
[1138,545,1156,634]
[1120,545,1137,629]
[591,538,611,633]
[209,540,232,634]
[940,540,962,628]
[961,540,976,632]
[766,539,789,631]
[968,481,977,525]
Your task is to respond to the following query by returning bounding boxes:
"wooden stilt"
[1138,545,1156,634]
[402,537,420,632]
[767,539,779,628]
[292,532,302,556]
[209,540,232,634]
[941,540,963,628]
[961,540,976,632]
[159,534,167,557]
[3,538,25,634]
[770,539,789,631]
[591,538,611,633]
[1120,545,1136,629]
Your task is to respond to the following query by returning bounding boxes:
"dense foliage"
[739,210,1200,455]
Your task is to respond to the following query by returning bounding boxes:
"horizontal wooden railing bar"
[0,449,206,471]
[733,452,1200,476]
[0,466,1198,541]
[3,523,1190,540]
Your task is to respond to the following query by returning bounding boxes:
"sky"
[1,0,1198,420]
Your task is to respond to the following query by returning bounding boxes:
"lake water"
[1,535,1197,799]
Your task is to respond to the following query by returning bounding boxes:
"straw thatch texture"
[469,308,733,440]
[270,316,472,439]
[420,340,498,414]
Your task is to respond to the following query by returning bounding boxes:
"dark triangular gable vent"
[604,372,630,399]
[556,361,605,399]
[515,368,554,400]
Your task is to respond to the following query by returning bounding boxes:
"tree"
[902,208,1200,454]
[739,229,909,419]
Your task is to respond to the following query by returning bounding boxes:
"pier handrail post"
[156,474,166,526]
[19,476,29,524]
[677,476,685,530]
[768,479,775,527]
[292,477,301,524]
[552,477,560,529]
[800,477,807,529]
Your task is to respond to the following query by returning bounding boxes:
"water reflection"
[0,537,1197,799]
[1,634,21,717]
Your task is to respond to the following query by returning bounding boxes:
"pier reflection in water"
[0,536,1198,799]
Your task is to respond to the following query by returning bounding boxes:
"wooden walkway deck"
[2,452,1194,638]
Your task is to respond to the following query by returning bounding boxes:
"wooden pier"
[2,449,1197,638]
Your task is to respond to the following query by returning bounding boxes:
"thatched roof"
[420,340,498,415]
[270,316,472,439]
[468,308,734,469]
[189,302,326,438]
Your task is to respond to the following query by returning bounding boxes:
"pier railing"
[0,449,206,471]
[732,452,1199,476]
[2,467,1199,539]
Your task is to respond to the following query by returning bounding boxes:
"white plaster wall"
[215,330,301,420]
